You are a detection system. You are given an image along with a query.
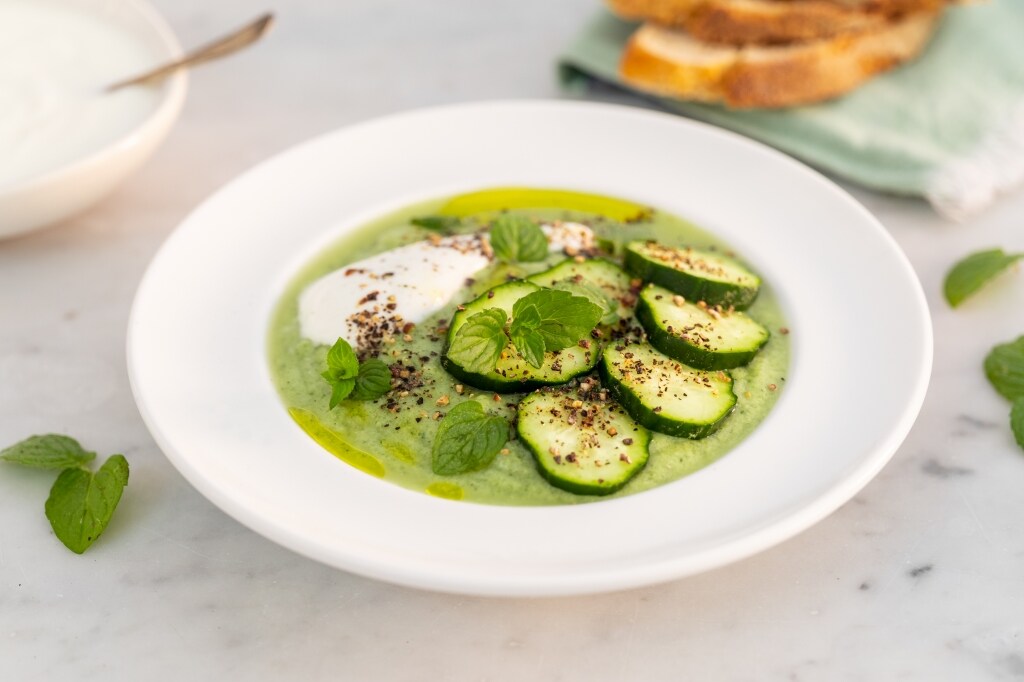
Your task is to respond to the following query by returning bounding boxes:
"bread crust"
[619,12,939,108]
[608,0,948,44]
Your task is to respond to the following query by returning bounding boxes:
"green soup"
[268,188,790,505]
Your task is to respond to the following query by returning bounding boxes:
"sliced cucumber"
[600,343,736,439]
[624,241,761,309]
[517,389,650,495]
[527,257,637,319]
[637,284,769,370]
[442,281,600,393]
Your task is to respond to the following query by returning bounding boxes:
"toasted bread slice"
[619,11,939,108]
[608,0,947,44]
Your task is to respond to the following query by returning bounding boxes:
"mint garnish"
[1,434,95,469]
[431,401,508,476]
[411,215,461,233]
[985,336,1024,401]
[945,248,1022,308]
[447,288,603,371]
[322,338,393,407]
[2,434,129,554]
[349,359,393,401]
[489,215,548,263]
[1012,398,1024,450]
[45,455,129,554]
[445,308,510,374]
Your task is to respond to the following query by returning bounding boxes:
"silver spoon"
[105,12,275,92]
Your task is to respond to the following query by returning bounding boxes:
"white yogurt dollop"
[0,1,162,187]
[299,222,596,348]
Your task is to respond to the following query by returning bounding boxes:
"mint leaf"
[322,337,361,408]
[349,359,392,400]
[1012,398,1024,451]
[45,454,129,554]
[446,308,509,374]
[551,279,619,326]
[324,337,359,380]
[509,306,546,368]
[329,379,356,409]
[412,215,461,233]
[945,249,1023,308]
[489,215,548,263]
[985,336,1024,401]
[510,289,603,352]
[1,435,95,470]
[431,401,508,476]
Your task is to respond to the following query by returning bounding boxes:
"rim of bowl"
[0,0,188,196]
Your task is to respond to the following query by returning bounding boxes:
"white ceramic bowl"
[128,101,932,596]
[0,0,186,239]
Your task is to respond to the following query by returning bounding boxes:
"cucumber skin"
[624,246,760,310]
[598,360,736,439]
[515,411,651,496]
[635,296,766,371]
[439,353,596,394]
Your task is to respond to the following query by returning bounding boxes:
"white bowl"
[128,101,932,596]
[0,0,186,239]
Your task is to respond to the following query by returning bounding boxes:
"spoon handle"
[106,13,274,92]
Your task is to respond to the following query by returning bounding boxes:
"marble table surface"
[3,1,1023,679]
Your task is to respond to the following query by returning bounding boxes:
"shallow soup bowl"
[128,101,931,596]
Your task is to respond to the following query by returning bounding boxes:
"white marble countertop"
[3,1,1023,679]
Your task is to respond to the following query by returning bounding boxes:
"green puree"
[268,188,790,506]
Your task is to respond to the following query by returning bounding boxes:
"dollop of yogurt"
[0,1,162,187]
[298,222,596,348]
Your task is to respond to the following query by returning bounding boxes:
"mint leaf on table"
[445,308,509,374]
[431,401,508,476]
[321,337,360,408]
[45,454,129,555]
[0,434,95,470]
[984,336,1024,401]
[510,288,603,352]
[944,248,1023,308]
[349,359,392,401]
[550,279,619,326]
[412,215,461,233]
[489,215,548,263]
[1012,399,1024,451]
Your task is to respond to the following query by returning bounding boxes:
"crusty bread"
[619,11,939,108]
[608,0,948,44]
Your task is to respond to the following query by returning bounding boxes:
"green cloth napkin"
[559,1,1024,218]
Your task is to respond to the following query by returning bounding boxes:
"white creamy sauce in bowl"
[0,0,162,188]
[298,222,596,348]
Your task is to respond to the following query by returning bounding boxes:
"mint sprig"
[489,215,548,263]
[431,401,508,476]
[2,434,129,554]
[509,289,604,366]
[945,248,1023,308]
[446,289,603,371]
[322,338,393,407]
[550,279,619,326]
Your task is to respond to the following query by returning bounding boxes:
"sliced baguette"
[619,11,939,108]
[608,0,948,44]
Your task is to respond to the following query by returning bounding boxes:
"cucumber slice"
[442,281,600,393]
[517,389,650,495]
[527,257,637,318]
[624,241,761,309]
[637,284,769,370]
[600,343,736,439]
